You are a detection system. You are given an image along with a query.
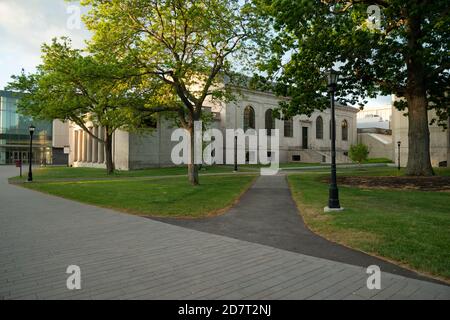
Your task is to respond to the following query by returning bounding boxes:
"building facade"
[391,103,449,167]
[0,90,69,165]
[67,87,359,170]
[357,98,450,167]
[357,105,392,130]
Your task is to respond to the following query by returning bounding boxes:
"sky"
[0,0,391,108]
[0,0,90,89]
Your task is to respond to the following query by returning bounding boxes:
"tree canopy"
[254,0,450,175]
[80,0,262,184]
[7,38,158,174]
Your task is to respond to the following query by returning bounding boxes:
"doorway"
[302,127,309,149]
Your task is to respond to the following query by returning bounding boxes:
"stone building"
[392,106,449,168]
[357,98,450,167]
[67,86,359,170]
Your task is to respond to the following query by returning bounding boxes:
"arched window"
[244,106,255,131]
[265,109,274,135]
[316,116,323,139]
[342,120,348,141]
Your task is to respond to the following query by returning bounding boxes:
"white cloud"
[0,0,91,88]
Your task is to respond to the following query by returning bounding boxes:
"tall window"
[284,118,293,137]
[244,106,255,131]
[316,116,323,139]
[265,109,274,135]
[342,120,348,141]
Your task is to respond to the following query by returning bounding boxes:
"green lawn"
[23,175,256,218]
[288,168,450,281]
[10,165,257,181]
[363,158,393,164]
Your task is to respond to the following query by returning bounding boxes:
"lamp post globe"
[27,125,36,182]
[327,69,339,91]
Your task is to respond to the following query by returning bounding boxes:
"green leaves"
[7,37,155,133]
[254,0,450,123]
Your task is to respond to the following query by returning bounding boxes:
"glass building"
[0,90,53,165]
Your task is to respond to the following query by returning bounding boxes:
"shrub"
[349,144,369,164]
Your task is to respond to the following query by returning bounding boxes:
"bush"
[349,144,369,164]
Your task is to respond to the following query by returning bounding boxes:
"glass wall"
[0,91,52,165]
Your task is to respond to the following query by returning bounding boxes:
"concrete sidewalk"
[0,166,449,300]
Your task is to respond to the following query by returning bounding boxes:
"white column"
[93,127,99,163]
[87,128,93,163]
[98,126,105,164]
[73,130,78,162]
[83,131,88,162]
[77,130,83,162]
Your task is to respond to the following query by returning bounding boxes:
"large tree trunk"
[104,131,115,175]
[405,93,434,176]
[188,124,199,185]
[405,11,434,176]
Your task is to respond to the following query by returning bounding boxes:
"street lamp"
[27,125,35,182]
[325,69,343,212]
[397,141,401,171]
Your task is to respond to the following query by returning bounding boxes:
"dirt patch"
[322,176,450,191]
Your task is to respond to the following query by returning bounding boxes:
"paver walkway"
[0,166,449,300]
[154,175,442,284]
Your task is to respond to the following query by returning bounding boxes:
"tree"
[7,38,158,174]
[349,143,369,164]
[80,0,261,185]
[254,0,450,176]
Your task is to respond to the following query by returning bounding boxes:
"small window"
[292,155,301,162]
[342,120,348,141]
[316,116,323,139]
[284,118,293,137]
[322,155,326,163]
[265,109,274,136]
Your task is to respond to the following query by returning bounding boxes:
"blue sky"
[0,0,89,89]
[0,0,391,108]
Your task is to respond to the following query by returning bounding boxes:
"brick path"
[0,166,448,300]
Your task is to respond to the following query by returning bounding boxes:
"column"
[73,130,78,162]
[87,128,93,163]
[83,130,88,162]
[93,127,99,163]
[77,130,83,162]
[98,126,105,164]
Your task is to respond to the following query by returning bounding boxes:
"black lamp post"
[27,125,36,182]
[325,69,342,212]
[397,141,401,171]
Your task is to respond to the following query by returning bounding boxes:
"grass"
[288,167,450,281]
[363,158,393,164]
[23,175,256,218]
[10,165,257,181]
